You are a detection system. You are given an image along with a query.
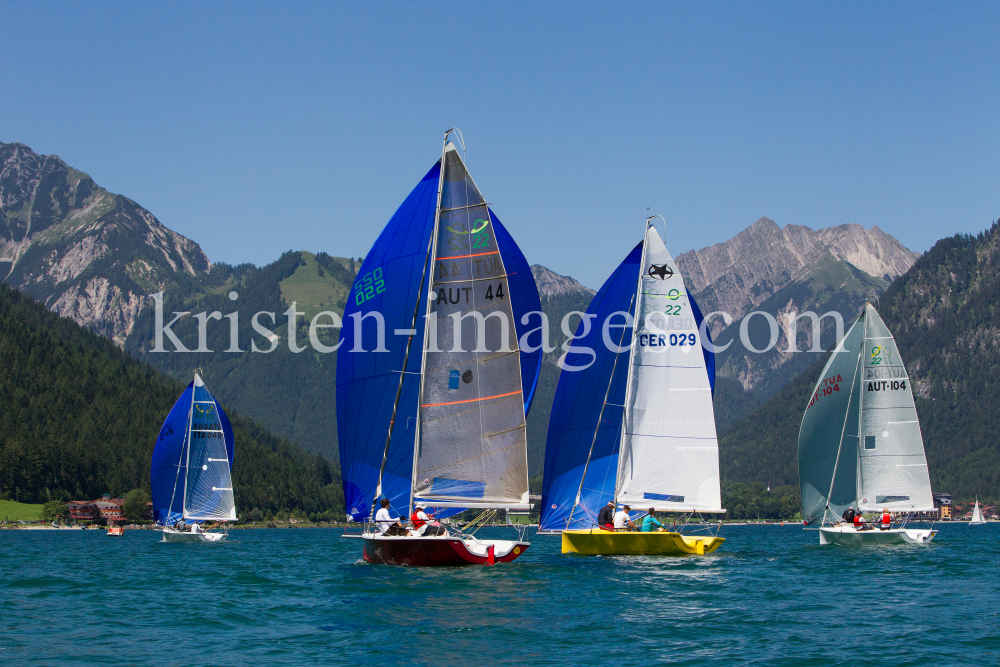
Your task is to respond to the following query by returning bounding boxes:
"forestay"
[615,226,722,513]
[856,304,933,512]
[414,144,529,508]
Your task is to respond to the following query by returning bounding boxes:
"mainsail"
[616,226,721,512]
[798,303,933,524]
[539,222,720,531]
[413,143,529,508]
[151,373,236,525]
[337,138,540,520]
[971,500,984,524]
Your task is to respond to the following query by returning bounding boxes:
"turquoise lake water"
[2,524,998,666]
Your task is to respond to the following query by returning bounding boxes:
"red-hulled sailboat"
[338,129,539,566]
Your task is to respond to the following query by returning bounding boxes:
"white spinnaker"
[615,226,722,512]
[182,374,237,521]
[856,304,933,513]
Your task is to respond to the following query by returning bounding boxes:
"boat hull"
[818,525,936,546]
[161,528,226,543]
[561,529,724,555]
[361,532,529,566]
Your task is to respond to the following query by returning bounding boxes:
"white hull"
[161,527,226,543]
[818,525,936,546]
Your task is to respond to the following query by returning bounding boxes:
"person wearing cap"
[841,506,856,525]
[375,498,406,536]
[597,501,616,529]
[410,505,445,536]
[641,508,663,532]
[613,505,636,531]
[853,510,867,531]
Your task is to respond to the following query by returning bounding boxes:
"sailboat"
[539,218,726,555]
[151,372,237,543]
[798,300,937,545]
[337,130,542,566]
[970,498,986,525]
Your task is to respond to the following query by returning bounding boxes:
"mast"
[857,300,869,510]
[565,288,637,529]
[179,372,198,521]
[613,217,652,502]
[408,131,450,517]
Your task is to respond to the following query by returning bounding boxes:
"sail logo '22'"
[870,345,893,366]
[354,268,386,305]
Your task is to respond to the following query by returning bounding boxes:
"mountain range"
[3,140,940,488]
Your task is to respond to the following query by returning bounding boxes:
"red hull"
[362,534,529,566]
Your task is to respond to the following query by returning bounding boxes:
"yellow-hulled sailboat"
[539,217,726,555]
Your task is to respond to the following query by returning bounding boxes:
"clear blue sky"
[2,2,998,288]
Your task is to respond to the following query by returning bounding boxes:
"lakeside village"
[0,491,993,529]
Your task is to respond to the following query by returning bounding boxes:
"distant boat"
[107,525,124,536]
[337,131,540,566]
[151,372,236,543]
[970,498,986,525]
[539,218,726,556]
[798,300,937,545]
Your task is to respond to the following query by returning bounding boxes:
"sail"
[856,304,934,512]
[182,374,236,521]
[413,143,529,507]
[971,501,984,524]
[539,242,643,531]
[151,382,194,526]
[614,226,721,512]
[491,208,543,413]
[797,319,865,525]
[336,162,440,521]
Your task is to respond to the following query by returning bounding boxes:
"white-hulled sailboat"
[970,498,986,525]
[151,373,237,543]
[798,300,937,546]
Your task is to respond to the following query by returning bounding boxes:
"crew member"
[854,511,866,531]
[375,498,406,536]
[613,505,636,531]
[411,505,445,536]
[880,508,892,530]
[597,501,616,529]
[641,508,663,532]
[842,507,856,525]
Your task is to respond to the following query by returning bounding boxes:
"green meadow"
[0,500,44,522]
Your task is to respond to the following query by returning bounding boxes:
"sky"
[2,2,998,289]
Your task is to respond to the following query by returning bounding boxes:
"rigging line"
[371,228,436,518]
[419,393,520,425]
[566,287,637,530]
[434,274,510,284]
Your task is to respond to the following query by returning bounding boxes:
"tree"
[122,488,151,522]
[42,500,67,522]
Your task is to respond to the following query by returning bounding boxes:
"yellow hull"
[561,529,724,555]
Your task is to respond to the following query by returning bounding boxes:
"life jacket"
[853,514,862,525]
[881,512,891,524]
[411,511,426,529]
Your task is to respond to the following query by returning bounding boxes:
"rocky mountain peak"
[1,141,211,344]
[531,264,595,301]
[676,216,918,321]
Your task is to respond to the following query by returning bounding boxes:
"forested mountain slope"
[719,221,1000,503]
[0,282,342,517]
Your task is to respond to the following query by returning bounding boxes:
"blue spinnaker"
[151,379,235,526]
[491,208,543,413]
[688,292,715,395]
[337,163,440,523]
[539,242,643,532]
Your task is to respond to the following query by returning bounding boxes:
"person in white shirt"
[191,523,201,534]
[411,505,446,536]
[375,498,406,535]
[613,505,636,531]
